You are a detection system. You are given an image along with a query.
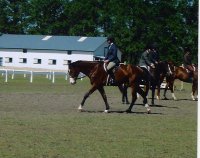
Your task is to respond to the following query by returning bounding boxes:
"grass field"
[0,75,197,158]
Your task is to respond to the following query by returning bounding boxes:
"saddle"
[104,64,120,86]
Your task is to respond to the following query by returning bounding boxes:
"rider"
[183,47,194,73]
[104,36,120,84]
[138,43,159,80]
[149,43,160,65]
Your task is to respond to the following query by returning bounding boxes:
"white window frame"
[34,58,42,64]
[19,58,27,63]
[5,57,13,63]
[63,60,71,65]
[48,59,56,65]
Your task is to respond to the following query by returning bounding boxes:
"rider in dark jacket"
[139,43,159,80]
[104,36,120,84]
[183,47,193,72]
[139,43,159,69]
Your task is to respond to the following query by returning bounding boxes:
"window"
[94,56,104,61]
[48,59,56,65]
[5,57,13,63]
[23,49,27,53]
[67,51,72,55]
[34,58,42,64]
[19,58,27,63]
[63,60,71,65]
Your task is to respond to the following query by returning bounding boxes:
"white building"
[0,34,122,71]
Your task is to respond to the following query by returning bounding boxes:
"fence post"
[65,73,68,80]
[30,71,33,83]
[49,71,52,80]
[5,70,8,82]
[52,71,55,83]
[11,70,14,79]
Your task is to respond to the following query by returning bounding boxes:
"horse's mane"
[70,60,104,66]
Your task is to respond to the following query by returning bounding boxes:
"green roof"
[0,34,107,52]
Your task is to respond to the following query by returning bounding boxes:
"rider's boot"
[108,70,116,85]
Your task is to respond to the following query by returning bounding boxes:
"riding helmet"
[107,36,115,42]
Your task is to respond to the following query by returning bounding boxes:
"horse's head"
[68,61,80,85]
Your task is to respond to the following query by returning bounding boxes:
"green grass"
[0,75,197,158]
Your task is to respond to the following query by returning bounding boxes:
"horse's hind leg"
[191,81,197,101]
[98,86,110,112]
[137,87,151,114]
[151,84,156,105]
[126,85,137,113]
[119,84,129,104]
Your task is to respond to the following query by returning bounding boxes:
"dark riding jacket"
[139,50,152,67]
[149,50,160,64]
[183,52,192,66]
[105,43,120,63]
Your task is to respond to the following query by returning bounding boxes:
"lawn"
[0,75,197,158]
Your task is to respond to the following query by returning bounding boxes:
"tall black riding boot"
[108,70,116,85]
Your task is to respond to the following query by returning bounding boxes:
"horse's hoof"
[103,110,109,113]
[147,109,151,114]
[126,102,130,104]
[77,108,84,112]
[126,109,132,113]
[156,96,160,100]
[163,97,169,100]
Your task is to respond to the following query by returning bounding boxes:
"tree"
[0,0,29,34]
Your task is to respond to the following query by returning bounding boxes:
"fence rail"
[0,69,68,83]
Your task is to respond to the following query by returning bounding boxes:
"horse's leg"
[169,80,177,100]
[156,76,164,100]
[163,82,169,100]
[151,82,156,105]
[126,84,137,113]
[191,80,197,101]
[156,86,161,100]
[137,86,151,113]
[78,86,97,111]
[123,85,130,104]
[119,84,129,104]
[98,86,110,112]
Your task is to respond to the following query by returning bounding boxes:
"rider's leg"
[107,62,116,83]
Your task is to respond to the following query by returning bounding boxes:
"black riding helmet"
[145,42,158,50]
[150,42,158,50]
[184,47,191,53]
[107,36,115,43]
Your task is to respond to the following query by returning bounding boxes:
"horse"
[133,61,170,105]
[68,60,151,113]
[163,61,198,100]
[121,61,170,105]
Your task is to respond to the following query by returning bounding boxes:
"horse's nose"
[69,77,76,85]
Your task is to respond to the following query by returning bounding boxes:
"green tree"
[0,0,29,34]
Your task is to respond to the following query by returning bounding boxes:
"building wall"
[0,49,94,70]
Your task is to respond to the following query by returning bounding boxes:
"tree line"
[0,0,198,65]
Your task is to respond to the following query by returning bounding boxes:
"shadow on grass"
[177,98,198,101]
[78,110,163,115]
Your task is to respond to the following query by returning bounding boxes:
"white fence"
[0,68,68,83]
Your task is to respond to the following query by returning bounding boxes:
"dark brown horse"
[135,61,170,105]
[68,60,151,113]
[163,61,198,100]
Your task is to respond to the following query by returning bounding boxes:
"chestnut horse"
[68,60,151,113]
[163,61,198,100]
